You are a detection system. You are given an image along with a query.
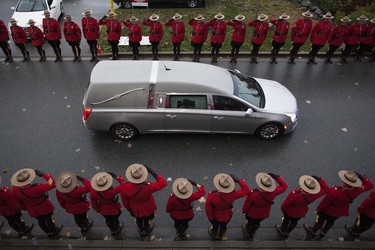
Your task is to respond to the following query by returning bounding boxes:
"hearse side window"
[168,95,207,109]
[213,96,248,111]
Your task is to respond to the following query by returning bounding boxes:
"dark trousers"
[87,39,98,58]
[68,41,81,58]
[326,44,339,59]
[209,219,228,239]
[0,40,12,59]
[351,212,374,235]
[5,212,29,234]
[210,42,222,55]
[135,213,155,235]
[342,42,355,59]
[48,39,62,58]
[36,212,59,235]
[191,42,203,61]
[172,42,181,59]
[280,213,300,234]
[173,218,191,236]
[245,215,264,236]
[309,44,324,59]
[129,41,140,59]
[73,212,90,230]
[15,42,29,59]
[271,40,285,57]
[108,40,119,59]
[289,42,304,59]
[250,42,262,59]
[356,43,369,59]
[151,41,159,59]
[35,45,46,59]
[311,212,338,234]
[103,213,121,234]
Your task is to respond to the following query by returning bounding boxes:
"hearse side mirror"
[245,108,253,117]
[10,7,15,11]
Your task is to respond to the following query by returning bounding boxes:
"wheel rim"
[260,124,280,139]
[114,125,135,140]
[123,1,132,8]
[187,0,198,7]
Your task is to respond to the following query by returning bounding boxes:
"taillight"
[83,108,92,121]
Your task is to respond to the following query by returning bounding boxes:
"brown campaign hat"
[340,16,352,22]
[130,16,139,22]
[64,15,72,20]
[150,14,160,21]
[214,173,235,193]
[172,13,182,20]
[299,175,321,194]
[338,170,362,187]
[255,173,276,192]
[214,13,225,20]
[235,14,245,21]
[323,12,334,20]
[126,163,148,184]
[357,15,368,21]
[82,9,93,16]
[56,171,78,193]
[91,172,113,191]
[43,10,51,16]
[11,168,36,187]
[195,14,205,21]
[302,11,313,18]
[257,13,268,21]
[10,18,18,24]
[27,19,36,25]
[371,18,375,24]
[279,13,290,20]
[172,178,193,199]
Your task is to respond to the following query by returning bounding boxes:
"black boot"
[276,223,289,238]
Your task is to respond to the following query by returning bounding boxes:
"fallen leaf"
[127,143,133,148]
[65,232,72,238]
[81,169,85,173]
[66,105,71,108]
[95,166,100,170]
[21,108,27,112]
[2,168,9,173]
[167,177,172,182]
[341,127,348,133]
[5,230,11,235]
[150,235,156,240]
[338,237,344,241]
[354,82,359,86]
[75,148,80,152]
[198,197,206,203]
[304,140,309,144]
[203,176,208,180]
[21,235,28,240]
[195,206,202,211]
[64,96,68,99]
[305,100,311,104]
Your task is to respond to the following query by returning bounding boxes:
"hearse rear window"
[168,95,207,109]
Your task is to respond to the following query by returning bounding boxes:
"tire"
[256,123,284,140]
[111,123,139,140]
[187,0,198,8]
[120,0,132,9]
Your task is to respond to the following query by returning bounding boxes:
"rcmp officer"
[307,12,334,64]
[120,164,167,238]
[276,175,329,238]
[90,171,125,235]
[0,175,33,236]
[165,13,185,61]
[206,13,227,63]
[304,170,374,238]
[370,18,375,62]
[143,14,164,61]
[82,9,100,62]
[27,19,46,62]
[56,171,93,233]
[226,14,246,63]
[166,178,205,240]
[288,11,313,64]
[248,14,269,63]
[356,15,372,61]
[124,16,142,60]
[43,10,63,62]
[11,168,63,237]
[63,15,82,62]
[345,189,375,238]
[188,14,208,62]
[341,16,365,63]
[269,13,290,63]
[99,12,122,60]
[325,16,352,64]
[242,173,287,239]
[205,173,249,241]
[9,18,30,62]
[0,19,13,63]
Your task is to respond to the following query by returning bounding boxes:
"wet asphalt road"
[0,57,374,232]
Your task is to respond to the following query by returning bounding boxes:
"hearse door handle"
[166,114,176,118]
[214,116,223,120]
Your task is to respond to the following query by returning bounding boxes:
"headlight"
[285,113,297,123]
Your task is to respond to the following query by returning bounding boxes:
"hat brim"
[299,175,321,194]
[340,18,351,22]
[82,11,93,16]
[279,15,290,20]
[338,170,362,187]
[302,13,313,18]
[56,171,78,193]
[214,173,235,193]
[255,173,276,192]
[172,178,193,199]
[11,168,36,187]
[126,164,148,184]
[91,172,113,191]
[173,15,182,20]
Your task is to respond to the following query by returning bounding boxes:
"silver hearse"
[83,61,298,140]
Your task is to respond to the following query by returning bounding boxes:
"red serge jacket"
[56,178,91,214]
[90,176,125,216]
[99,19,122,41]
[206,19,227,44]
[291,19,312,43]
[270,19,290,43]
[0,20,10,41]
[28,26,45,46]
[166,184,205,220]
[12,173,56,218]
[43,17,61,40]
[123,21,142,43]
[142,20,163,42]
[358,190,375,218]
[328,24,351,47]
[344,24,364,45]
[188,19,208,44]
[63,21,81,42]
[10,25,27,44]
[205,179,249,222]
[0,186,21,216]
[362,25,375,45]
[316,176,374,217]
[310,20,333,45]
[248,20,269,45]
[226,20,246,43]
[281,178,329,218]
[165,19,185,43]
[242,176,288,219]
[120,174,167,218]
[82,17,100,40]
